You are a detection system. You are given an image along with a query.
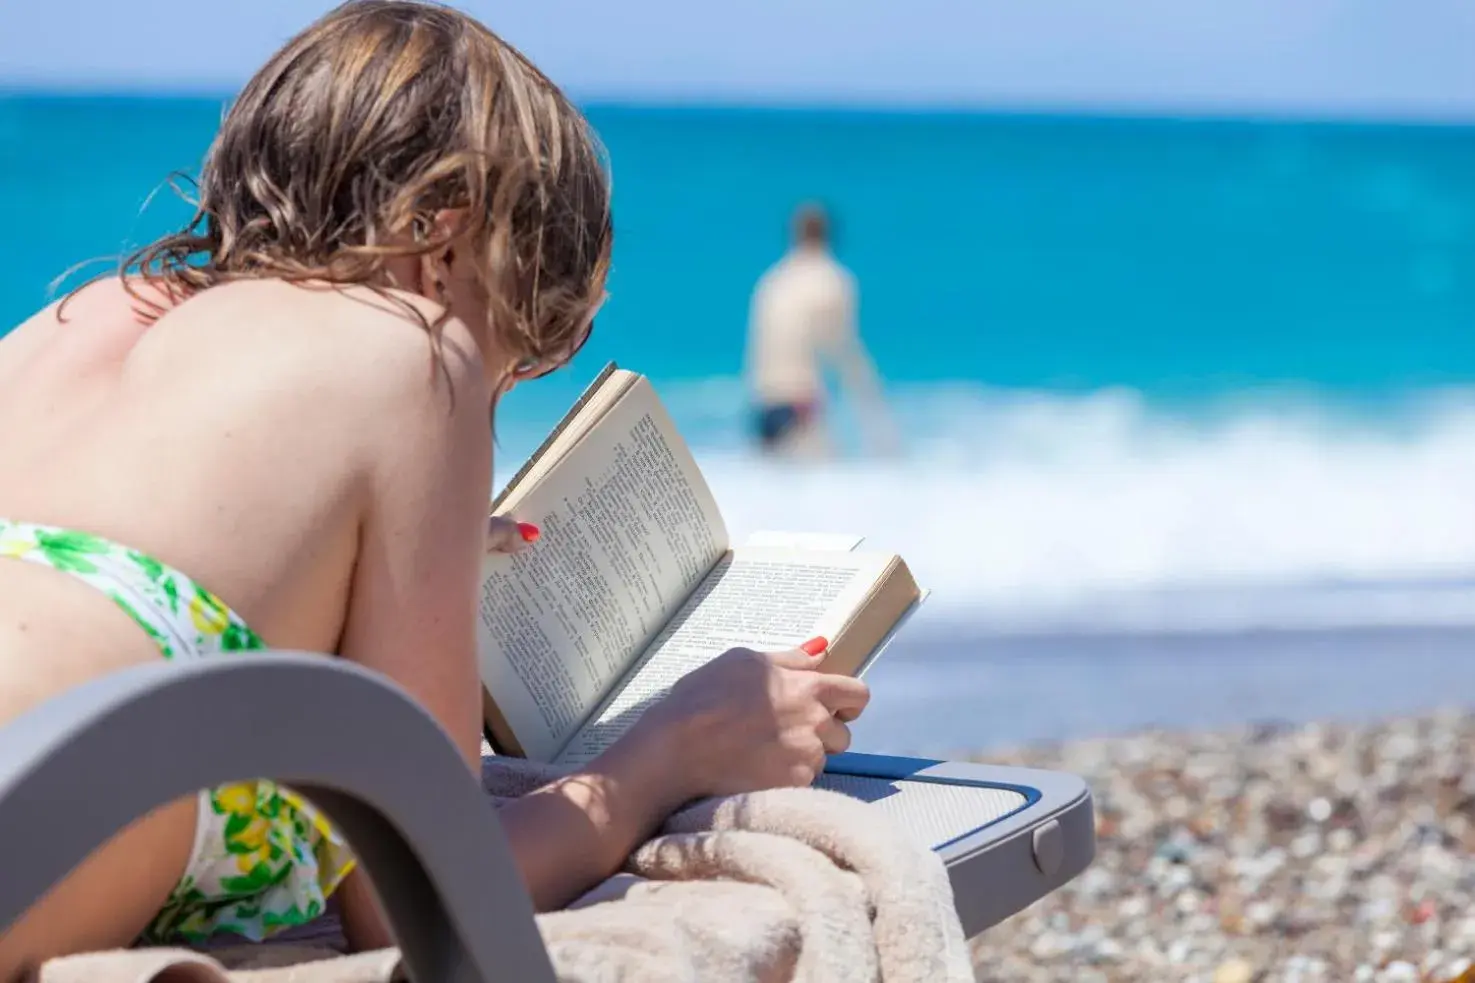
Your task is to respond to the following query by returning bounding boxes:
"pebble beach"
[968,710,1475,983]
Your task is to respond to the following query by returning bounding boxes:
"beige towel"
[36,756,970,983]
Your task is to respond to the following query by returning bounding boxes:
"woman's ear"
[430,209,468,246]
[432,207,472,278]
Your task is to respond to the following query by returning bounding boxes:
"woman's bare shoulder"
[158,280,489,405]
[4,277,146,337]
[112,280,494,496]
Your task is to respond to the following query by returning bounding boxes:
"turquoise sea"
[3,94,1474,750]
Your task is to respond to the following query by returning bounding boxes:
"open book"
[479,363,924,765]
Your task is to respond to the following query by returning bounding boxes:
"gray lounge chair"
[0,652,1094,983]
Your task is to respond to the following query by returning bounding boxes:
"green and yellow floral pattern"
[0,520,356,943]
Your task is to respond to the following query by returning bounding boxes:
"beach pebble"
[969,710,1475,983]
[1379,962,1419,982]
[1213,958,1255,983]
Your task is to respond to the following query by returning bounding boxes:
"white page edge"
[854,587,931,679]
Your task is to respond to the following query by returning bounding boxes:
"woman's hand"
[486,515,539,554]
[634,638,870,800]
[492,638,867,914]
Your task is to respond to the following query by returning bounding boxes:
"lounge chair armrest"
[0,653,555,983]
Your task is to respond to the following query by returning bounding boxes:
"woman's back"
[0,278,479,717]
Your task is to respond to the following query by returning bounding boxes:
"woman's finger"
[765,636,829,670]
[812,673,870,718]
[816,714,852,755]
[487,516,540,554]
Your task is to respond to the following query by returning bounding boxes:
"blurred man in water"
[745,204,896,459]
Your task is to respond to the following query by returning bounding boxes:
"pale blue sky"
[4,0,1475,120]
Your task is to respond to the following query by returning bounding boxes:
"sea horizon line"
[4,82,1475,131]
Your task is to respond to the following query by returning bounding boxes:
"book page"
[552,547,899,766]
[478,378,730,762]
[490,363,628,514]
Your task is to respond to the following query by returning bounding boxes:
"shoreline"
[967,710,1475,983]
[849,625,1475,754]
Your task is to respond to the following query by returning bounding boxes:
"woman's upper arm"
[336,334,492,770]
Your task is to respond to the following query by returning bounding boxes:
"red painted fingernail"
[800,636,829,656]
[517,523,541,543]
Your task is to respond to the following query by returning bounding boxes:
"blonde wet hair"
[116,0,611,372]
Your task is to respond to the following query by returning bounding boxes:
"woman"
[0,1,868,973]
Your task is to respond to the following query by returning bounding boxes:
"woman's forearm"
[338,728,689,951]
[496,727,694,912]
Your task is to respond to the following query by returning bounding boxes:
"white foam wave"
[669,382,1475,635]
